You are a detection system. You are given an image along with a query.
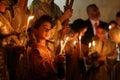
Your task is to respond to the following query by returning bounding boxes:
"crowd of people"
[0,0,120,80]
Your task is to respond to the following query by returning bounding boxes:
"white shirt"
[90,19,99,35]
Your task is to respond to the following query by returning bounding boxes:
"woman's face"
[37,22,52,40]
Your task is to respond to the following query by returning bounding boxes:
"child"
[29,15,65,80]
[87,25,117,80]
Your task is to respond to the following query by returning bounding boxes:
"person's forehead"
[40,23,51,29]
[89,7,98,11]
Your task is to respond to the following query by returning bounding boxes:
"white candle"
[79,36,82,55]
[27,16,34,31]
[88,42,92,48]
[22,16,34,46]
[60,37,69,54]
[92,40,96,50]
[92,40,95,46]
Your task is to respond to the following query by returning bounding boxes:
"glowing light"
[109,25,112,30]
[88,42,92,48]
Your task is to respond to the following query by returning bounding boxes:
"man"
[82,4,108,45]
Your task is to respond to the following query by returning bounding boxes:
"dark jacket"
[82,19,108,45]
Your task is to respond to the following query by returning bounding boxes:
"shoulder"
[84,19,92,26]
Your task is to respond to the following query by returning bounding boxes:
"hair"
[86,4,98,12]
[33,15,54,29]
[70,19,87,33]
[98,23,108,32]
[109,20,117,25]
[116,11,120,17]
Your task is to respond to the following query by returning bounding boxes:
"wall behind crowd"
[28,0,120,23]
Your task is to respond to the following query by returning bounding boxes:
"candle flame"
[109,25,112,30]
[79,36,82,40]
[66,37,69,41]
[61,40,63,46]
[88,42,91,48]
[73,41,77,45]
[92,41,95,46]
[28,16,34,23]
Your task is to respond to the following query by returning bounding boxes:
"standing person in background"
[82,4,108,46]
[29,15,65,80]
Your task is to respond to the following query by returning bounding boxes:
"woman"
[29,15,65,80]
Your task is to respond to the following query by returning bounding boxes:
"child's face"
[97,28,107,41]
[37,22,52,40]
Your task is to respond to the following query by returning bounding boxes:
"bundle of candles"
[60,37,69,54]
[88,40,96,55]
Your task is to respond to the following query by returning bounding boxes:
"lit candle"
[73,40,77,45]
[88,42,92,48]
[109,25,112,30]
[92,40,95,46]
[92,40,96,50]
[26,16,34,31]
[60,37,69,54]
[22,16,34,46]
[79,36,82,52]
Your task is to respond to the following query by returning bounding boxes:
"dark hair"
[98,23,109,32]
[87,4,98,12]
[33,15,54,29]
[116,11,120,17]
[109,20,117,25]
[70,19,87,33]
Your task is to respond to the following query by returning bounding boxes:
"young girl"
[29,15,65,80]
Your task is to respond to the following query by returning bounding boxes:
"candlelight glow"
[109,25,112,30]
[73,40,77,45]
[60,37,69,54]
[92,41,95,46]
[79,36,82,40]
[88,42,92,48]
[27,16,34,23]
